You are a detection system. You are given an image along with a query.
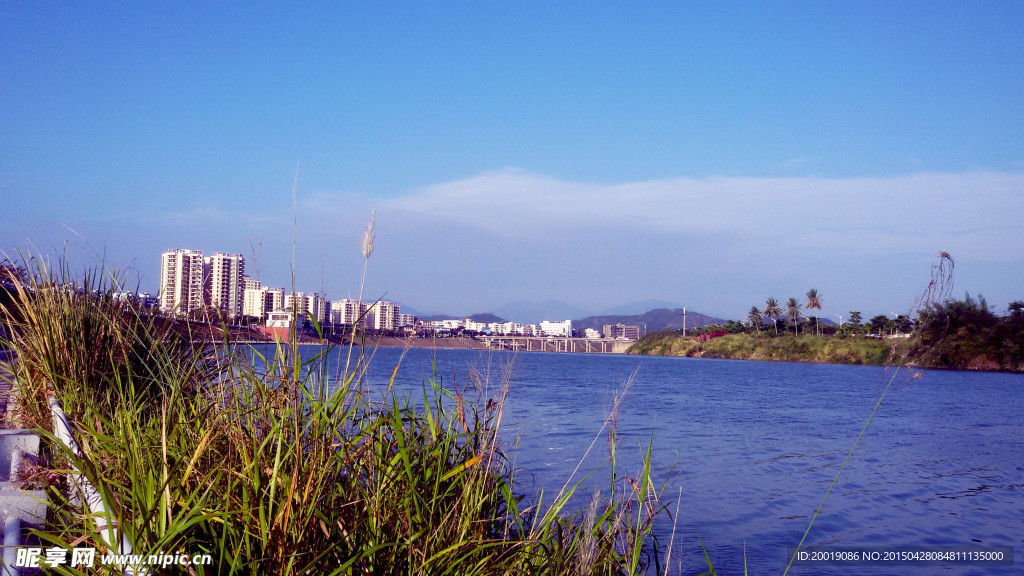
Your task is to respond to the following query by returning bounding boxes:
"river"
[269,344,1023,575]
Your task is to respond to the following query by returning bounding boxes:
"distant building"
[259,310,304,343]
[284,292,308,317]
[603,324,640,340]
[331,299,366,327]
[306,293,328,325]
[203,252,245,319]
[136,292,156,308]
[265,287,284,313]
[242,284,268,319]
[464,319,488,332]
[584,328,602,339]
[367,301,400,331]
[488,322,512,335]
[159,248,204,316]
[539,320,572,337]
[396,313,417,328]
[266,310,296,328]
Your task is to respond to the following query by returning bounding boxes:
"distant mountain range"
[490,300,591,324]
[595,300,683,316]
[421,312,508,324]
[573,308,725,334]
[410,299,723,332]
[414,300,835,333]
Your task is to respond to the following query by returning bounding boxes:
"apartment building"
[306,293,327,325]
[266,287,284,313]
[331,298,365,327]
[284,292,308,317]
[464,319,488,332]
[603,324,641,339]
[159,249,204,316]
[203,252,245,319]
[243,287,266,320]
[243,283,290,322]
[488,322,518,335]
[367,300,400,331]
[329,299,400,330]
[431,319,464,330]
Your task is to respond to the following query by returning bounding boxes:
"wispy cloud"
[362,169,1023,259]
[298,169,1024,316]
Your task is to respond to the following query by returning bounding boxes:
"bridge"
[480,336,634,354]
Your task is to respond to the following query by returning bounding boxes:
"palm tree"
[747,305,763,334]
[763,297,782,335]
[805,288,823,335]
[786,297,802,335]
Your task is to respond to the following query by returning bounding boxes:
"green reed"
[0,254,670,575]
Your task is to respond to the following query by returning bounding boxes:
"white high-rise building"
[367,301,400,331]
[306,293,327,325]
[284,292,308,316]
[203,252,245,319]
[266,287,284,313]
[159,249,204,316]
[243,284,267,321]
[331,299,367,327]
[244,285,288,321]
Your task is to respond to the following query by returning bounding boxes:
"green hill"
[573,308,725,334]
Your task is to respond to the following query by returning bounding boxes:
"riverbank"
[628,332,904,365]
[187,323,489,350]
[266,336,489,349]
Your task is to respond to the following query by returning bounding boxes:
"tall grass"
[0,254,670,575]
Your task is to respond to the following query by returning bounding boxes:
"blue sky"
[2,2,1022,319]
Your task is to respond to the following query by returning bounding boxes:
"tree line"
[680,289,1024,371]
[910,294,1024,370]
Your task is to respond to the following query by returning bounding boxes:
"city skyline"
[3,4,1023,319]
[154,246,618,336]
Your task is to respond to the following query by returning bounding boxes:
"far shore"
[225,334,490,350]
[354,336,489,350]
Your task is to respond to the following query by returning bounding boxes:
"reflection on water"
[249,344,1023,575]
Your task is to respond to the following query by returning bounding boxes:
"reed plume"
[360,209,376,260]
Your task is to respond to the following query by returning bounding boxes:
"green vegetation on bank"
[629,332,899,365]
[630,293,1024,372]
[911,294,1024,371]
[0,257,673,575]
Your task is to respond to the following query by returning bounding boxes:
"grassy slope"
[629,332,902,365]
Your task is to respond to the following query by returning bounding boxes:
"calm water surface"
[280,345,1022,575]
